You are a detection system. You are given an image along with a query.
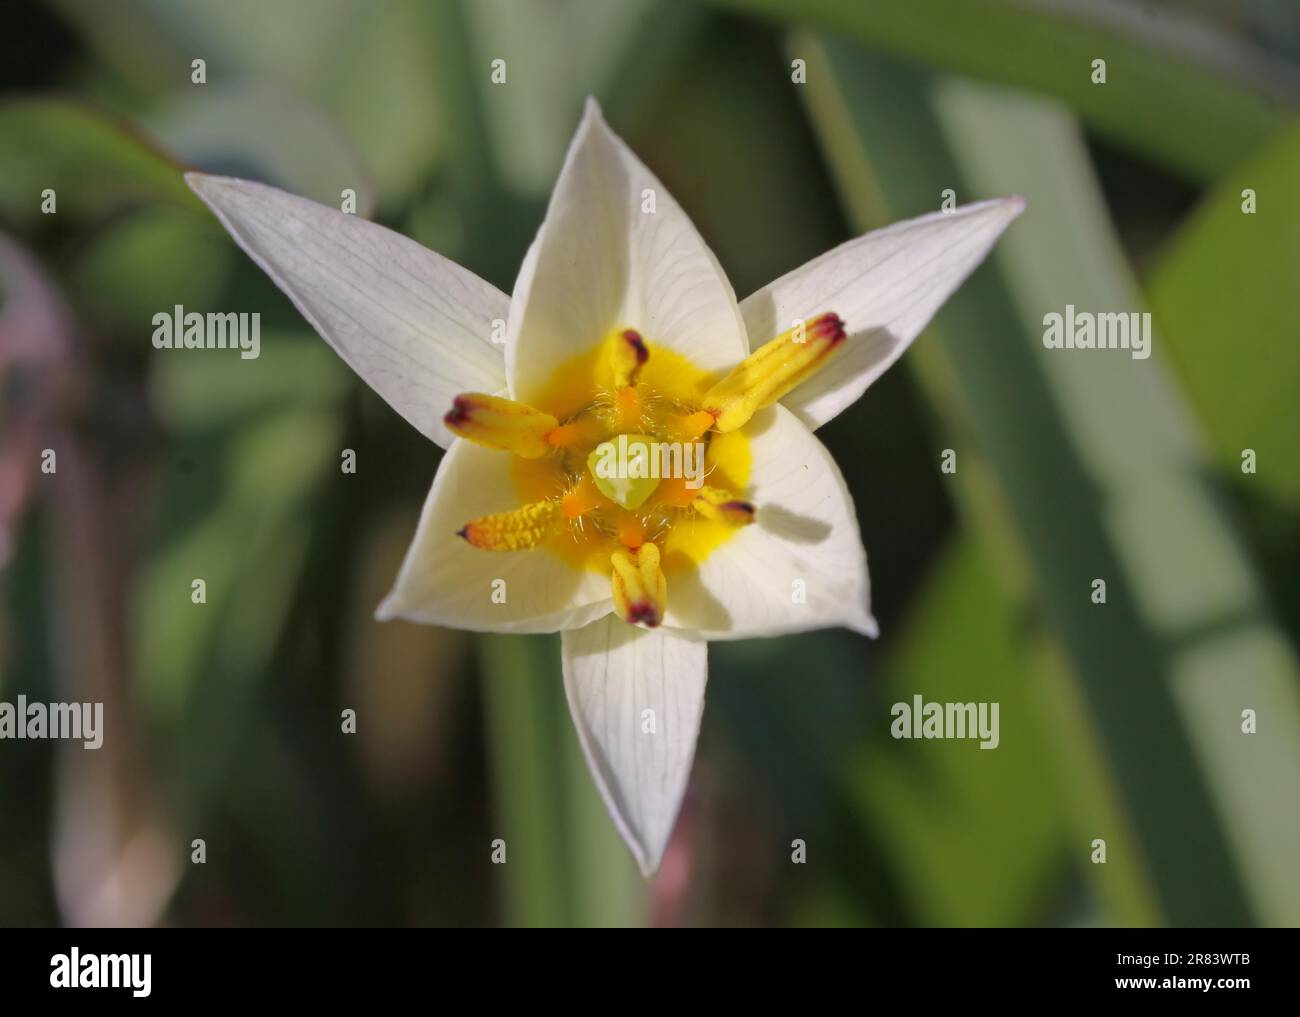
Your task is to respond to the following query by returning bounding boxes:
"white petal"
[377,440,612,632]
[506,98,747,403]
[186,173,508,448]
[742,198,1024,429]
[562,615,707,876]
[664,404,876,640]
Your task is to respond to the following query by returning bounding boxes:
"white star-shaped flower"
[187,98,1022,875]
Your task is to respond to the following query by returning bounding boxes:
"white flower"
[186,98,1022,876]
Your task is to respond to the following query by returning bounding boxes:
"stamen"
[654,476,700,509]
[545,417,603,450]
[702,311,846,433]
[458,499,560,551]
[691,486,756,527]
[613,385,642,431]
[608,328,649,388]
[669,409,715,441]
[610,541,666,628]
[444,393,559,459]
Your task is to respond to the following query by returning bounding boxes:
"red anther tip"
[724,500,755,515]
[456,526,470,540]
[627,602,661,627]
[445,396,471,426]
[810,312,846,344]
[622,329,649,363]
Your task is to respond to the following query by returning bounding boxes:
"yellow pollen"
[445,393,559,459]
[459,499,560,551]
[610,541,666,628]
[703,311,846,433]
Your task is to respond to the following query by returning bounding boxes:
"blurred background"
[1,0,1298,927]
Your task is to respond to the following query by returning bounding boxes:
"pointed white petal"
[742,197,1024,429]
[664,404,876,640]
[562,615,707,876]
[186,173,508,448]
[506,99,747,402]
[377,440,611,632]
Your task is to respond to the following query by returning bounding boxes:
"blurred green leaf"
[410,0,708,287]
[716,0,1300,180]
[151,334,349,429]
[0,99,198,229]
[69,205,231,333]
[49,0,442,205]
[480,633,644,927]
[132,402,342,723]
[1148,125,1300,507]
[854,537,1072,927]
[133,333,347,739]
[462,0,693,197]
[148,84,378,216]
[800,32,1300,926]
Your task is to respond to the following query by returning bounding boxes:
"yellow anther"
[607,328,648,388]
[703,311,846,433]
[444,393,559,458]
[458,499,560,551]
[691,486,755,527]
[610,541,666,628]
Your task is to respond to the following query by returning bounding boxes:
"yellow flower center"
[511,333,753,582]
[445,313,845,628]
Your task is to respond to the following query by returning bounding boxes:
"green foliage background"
[1,0,1297,927]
